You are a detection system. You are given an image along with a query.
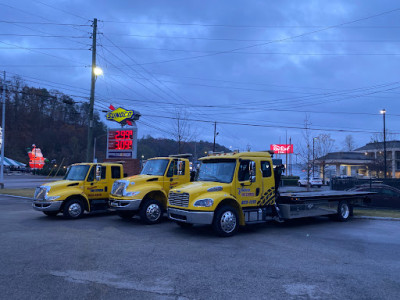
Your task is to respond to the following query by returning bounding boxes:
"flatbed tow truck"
[167,151,373,236]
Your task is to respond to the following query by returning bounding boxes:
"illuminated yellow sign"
[106,107,134,124]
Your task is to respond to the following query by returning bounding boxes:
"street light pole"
[0,71,5,187]
[380,109,387,178]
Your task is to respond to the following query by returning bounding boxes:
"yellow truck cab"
[109,155,192,224]
[168,151,372,237]
[33,162,124,219]
[168,152,274,236]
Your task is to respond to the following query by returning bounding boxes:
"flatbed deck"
[277,191,374,219]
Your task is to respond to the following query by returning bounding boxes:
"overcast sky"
[1,0,400,154]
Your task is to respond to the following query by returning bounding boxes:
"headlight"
[46,196,60,201]
[194,198,214,207]
[34,186,51,200]
[123,191,140,197]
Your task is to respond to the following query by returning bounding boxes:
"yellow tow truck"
[109,154,192,224]
[168,151,373,237]
[32,162,124,219]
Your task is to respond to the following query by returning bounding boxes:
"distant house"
[354,141,400,179]
[314,152,373,179]
[313,141,400,179]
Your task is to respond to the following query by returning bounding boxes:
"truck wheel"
[117,211,135,219]
[139,199,163,224]
[63,199,84,219]
[43,211,58,217]
[213,205,239,237]
[337,200,350,222]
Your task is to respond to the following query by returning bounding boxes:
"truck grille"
[169,192,189,207]
[111,181,127,196]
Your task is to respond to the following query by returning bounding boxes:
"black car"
[348,184,400,209]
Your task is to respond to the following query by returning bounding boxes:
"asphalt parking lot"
[1,195,400,299]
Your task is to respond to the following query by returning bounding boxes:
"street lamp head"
[93,66,103,76]
[380,109,386,114]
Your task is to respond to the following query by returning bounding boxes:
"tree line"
[0,76,230,167]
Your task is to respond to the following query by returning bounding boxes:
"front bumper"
[32,200,62,212]
[109,199,142,211]
[168,207,214,225]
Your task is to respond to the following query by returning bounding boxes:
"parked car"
[348,184,400,209]
[298,177,323,188]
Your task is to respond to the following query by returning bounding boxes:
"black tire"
[139,199,163,224]
[318,185,322,188]
[117,211,135,219]
[43,211,58,217]
[212,205,239,237]
[63,199,84,219]
[176,222,193,228]
[336,200,351,222]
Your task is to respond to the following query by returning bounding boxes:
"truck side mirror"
[249,161,256,183]
[95,165,101,181]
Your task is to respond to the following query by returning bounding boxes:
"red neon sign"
[270,144,293,154]
[108,129,133,150]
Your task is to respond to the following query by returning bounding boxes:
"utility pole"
[289,136,292,176]
[0,71,5,187]
[381,109,387,178]
[285,130,288,176]
[213,121,217,152]
[86,18,98,162]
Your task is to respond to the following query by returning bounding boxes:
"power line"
[99,46,400,56]
[101,34,194,108]
[0,40,87,65]
[0,20,90,26]
[101,20,400,29]
[35,0,89,21]
[0,46,87,50]
[0,33,88,38]
[144,114,399,134]
[111,7,400,66]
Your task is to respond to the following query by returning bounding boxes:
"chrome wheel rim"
[146,204,161,222]
[341,204,349,219]
[220,211,237,233]
[68,203,82,218]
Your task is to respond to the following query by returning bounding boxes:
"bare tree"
[171,109,194,154]
[298,116,313,191]
[343,135,356,151]
[370,129,397,143]
[314,134,335,184]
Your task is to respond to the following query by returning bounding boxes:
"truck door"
[85,165,109,205]
[235,160,261,207]
[259,160,276,206]
[165,159,187,191]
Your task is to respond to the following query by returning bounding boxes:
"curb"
[0,194,33,200]
[354,216,400,221]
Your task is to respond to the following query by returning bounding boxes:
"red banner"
[270,144,293,154]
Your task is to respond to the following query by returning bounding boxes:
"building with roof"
[314,152,374,178]
[354,141,400,178]
[313,141,400,179]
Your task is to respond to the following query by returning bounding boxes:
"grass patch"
[354,208,400,219]
[0,188,35,198]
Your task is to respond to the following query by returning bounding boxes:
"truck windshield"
[141,159,169,176]
[197,159,236,183]
[63,165,90,181]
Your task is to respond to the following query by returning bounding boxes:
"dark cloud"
[1,0,400,153]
